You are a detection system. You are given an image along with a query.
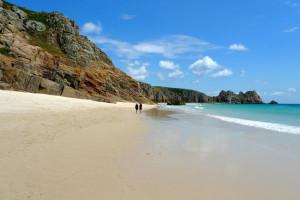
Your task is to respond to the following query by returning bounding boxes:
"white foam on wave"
[194,106,204,110]
[207,114,300,135]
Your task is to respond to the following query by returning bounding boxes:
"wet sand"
[119,111,300,200]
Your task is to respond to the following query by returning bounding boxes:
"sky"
[9,0,300,103]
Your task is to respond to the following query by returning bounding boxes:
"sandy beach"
[0,90,155,200]
[1,90,300,200]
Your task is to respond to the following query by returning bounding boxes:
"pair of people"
[135,103,143,113]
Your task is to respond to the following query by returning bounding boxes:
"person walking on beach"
[139,103,143,113]
[135,103,139,113]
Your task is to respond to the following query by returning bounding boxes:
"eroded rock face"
[47,12,112,67]
[0,1,263,105]
[12,6,27,20]
[214,90,262,104]
[0,1,153,103]
[25,20,46,32]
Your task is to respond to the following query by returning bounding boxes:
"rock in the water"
[25,20,46,32]
[269,100,278,104]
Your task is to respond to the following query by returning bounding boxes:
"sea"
[158,104,300,135]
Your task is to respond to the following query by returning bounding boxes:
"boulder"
[39,78,63,95]
[0,81,11,89]
[0,0,3,7]
[61,85,84,98]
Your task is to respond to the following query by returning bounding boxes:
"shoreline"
[1,90,300,200]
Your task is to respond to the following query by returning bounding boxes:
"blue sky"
[10,0,300,103]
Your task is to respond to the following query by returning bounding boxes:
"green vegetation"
[0,47,10,55]
[24,11,49,25]
[29,36,65,57]
[3,0,49,25]
[2,0,14,9]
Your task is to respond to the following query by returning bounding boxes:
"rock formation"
[0,0,151,103]
[138,84,263,104]
[0,0,264,105]
[269,100,278,104]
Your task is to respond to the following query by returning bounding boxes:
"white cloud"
[284,26,299,33]
[240,68,246,77]
[82,22,102,34]
[121,14,136,20]
[168,69,184,78]
[212,68,233,78]
[133,43,165,54]
[229,43,248,51]
[189,56,220,75]
[126,61,149,81]
[90,34,217,59]
[159,60,179,70]
[159,60,184,79]
[288,87,297,92]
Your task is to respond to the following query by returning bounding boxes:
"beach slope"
[0,90,155,200]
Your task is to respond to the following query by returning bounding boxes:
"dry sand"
[0,90,156,200]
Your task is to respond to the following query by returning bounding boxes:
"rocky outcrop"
[269,100,278,104]
[0,1,152,103]
[139,83,263,104]
[0,1,264,105]
[213,90,263,104]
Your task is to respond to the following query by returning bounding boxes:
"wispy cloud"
[284,26,299,33]
[212,68,233,78]
[89,34,218,59]
[126,61,149,81]
[120,14,136,20]
[159,60,184,79]
[229,43,248,51]
[159,60,179,70]
[81,22,102,34]
[288,87,297,92]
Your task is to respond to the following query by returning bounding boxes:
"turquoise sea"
[160,104,300,135]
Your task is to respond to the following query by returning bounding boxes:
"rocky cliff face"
[0,0,263,105]
[139,83,263,104]
[0,0,152,103]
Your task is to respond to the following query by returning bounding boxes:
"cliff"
[0,0,152,103]
[0,0,263,105]
[139,82,263,104]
